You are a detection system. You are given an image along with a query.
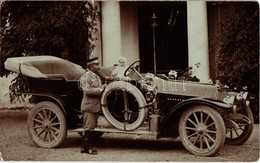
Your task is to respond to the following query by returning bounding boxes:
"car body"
[4,56,254,157]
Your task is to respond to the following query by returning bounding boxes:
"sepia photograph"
[0,0,259,161]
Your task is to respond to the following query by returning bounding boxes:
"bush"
[215,2,259,123]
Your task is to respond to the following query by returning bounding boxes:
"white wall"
[120,3,139,65]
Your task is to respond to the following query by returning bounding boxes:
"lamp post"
[150,12,158,74]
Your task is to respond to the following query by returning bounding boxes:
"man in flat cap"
[79,55,106,155]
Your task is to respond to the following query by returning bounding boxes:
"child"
[111,57,127,78]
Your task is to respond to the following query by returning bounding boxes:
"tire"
[179,105,226,157]
[225,103,254,145]
[27,101,67,148]
[101,81,147,131]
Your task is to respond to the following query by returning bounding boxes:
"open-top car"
[4,55,254,157]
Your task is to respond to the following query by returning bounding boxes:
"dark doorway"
[138,2,188,74]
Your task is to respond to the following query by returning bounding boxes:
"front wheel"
[27,101,67,148]
[225,102,254,145]
[179,105,226,157]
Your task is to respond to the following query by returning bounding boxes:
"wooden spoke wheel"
[179,105,226,157]
[27,101,67,148]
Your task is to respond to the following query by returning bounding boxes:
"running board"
[69,127,158,135]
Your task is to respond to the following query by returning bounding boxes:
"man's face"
[89,63,100,72]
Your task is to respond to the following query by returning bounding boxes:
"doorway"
[137,2,188,74]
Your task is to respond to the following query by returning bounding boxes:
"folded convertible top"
[4,56,85,80]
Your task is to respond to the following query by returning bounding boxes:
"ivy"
[216,3,258,92]
[214,2,259,122]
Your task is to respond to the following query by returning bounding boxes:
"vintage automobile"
[4,55,253,157]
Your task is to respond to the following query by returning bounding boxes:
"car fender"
[158,97,231,138]
[17,91,67,115]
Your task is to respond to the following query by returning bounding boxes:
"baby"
[111,57,127,78]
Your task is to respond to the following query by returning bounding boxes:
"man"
[79,55,106,155]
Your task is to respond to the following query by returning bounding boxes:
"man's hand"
[100,84,107,92]
[113,77,122,81]
[105,76,114,81]
[105,76,121,82]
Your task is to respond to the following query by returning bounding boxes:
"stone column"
[187,1,210,83]
[101,1,122,67]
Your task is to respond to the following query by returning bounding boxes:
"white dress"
[111,66,127,78]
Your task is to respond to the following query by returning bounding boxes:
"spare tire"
[101,81,147,131]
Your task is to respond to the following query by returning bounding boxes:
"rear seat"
[23,60,85,80]
[45,74,67,80]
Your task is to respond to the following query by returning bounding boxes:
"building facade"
[91,1,221,83]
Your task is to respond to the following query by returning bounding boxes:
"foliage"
[216,2,258,92]
[8,74,30,104]
[177,66,200,82]
[0,1,98,104]
[215,2,259,122]
[0,1,98,76]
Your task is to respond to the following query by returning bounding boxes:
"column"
[101,1,122,67]
[187,1,210,83]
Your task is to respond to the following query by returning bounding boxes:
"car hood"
[153,77,227,101]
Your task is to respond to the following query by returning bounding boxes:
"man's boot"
[84,131,98,155]
[80,132,87,153]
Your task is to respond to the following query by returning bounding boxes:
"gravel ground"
[0,110,259,162]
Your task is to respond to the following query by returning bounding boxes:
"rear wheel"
[179,105,226,157]
[27,101,67,148]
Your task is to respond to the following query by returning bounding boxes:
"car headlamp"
[236,94,243,101]
[236,91,248,101]
[242,92,248,100]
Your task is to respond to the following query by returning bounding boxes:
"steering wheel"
[124,60,141,78]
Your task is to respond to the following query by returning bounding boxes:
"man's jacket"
[80,70,103,113]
